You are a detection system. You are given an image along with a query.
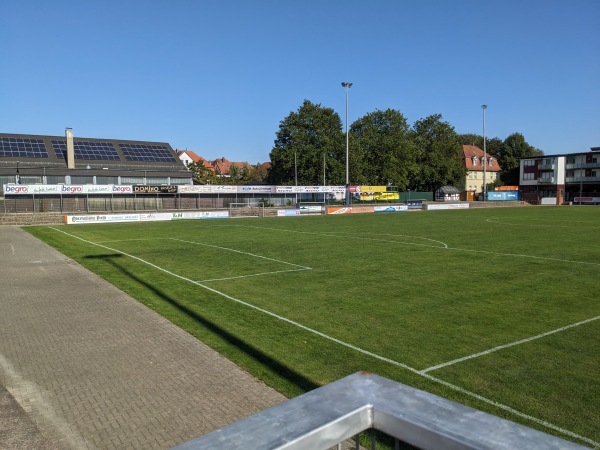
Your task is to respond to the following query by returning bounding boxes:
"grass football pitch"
[26,206,600,447]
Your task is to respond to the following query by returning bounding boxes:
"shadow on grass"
[84,253,319,394]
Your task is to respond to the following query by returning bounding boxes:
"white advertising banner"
[374,205,408,212]
[4,184,61,195]
[178,185,237,194]
[275,186,346,194]
[65,210,230,224]
[237,186,277,194]
[5,183,347,196]
[424,203,469,210]
[3,184,133,195]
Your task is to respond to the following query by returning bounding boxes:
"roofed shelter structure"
[0,130,192,187]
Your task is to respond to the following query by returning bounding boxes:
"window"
[523,173,535,180]
[488,158,493,166]
[523,160,536,167]
[472,157,477,166]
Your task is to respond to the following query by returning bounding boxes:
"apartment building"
[519,148,600,205]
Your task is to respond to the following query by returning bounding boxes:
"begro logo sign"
[4,185,29,194]
[61,185,83,193]
[112,185,132,193]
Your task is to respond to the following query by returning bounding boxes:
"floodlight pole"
[482,104,487,201]
[342,82,352,206]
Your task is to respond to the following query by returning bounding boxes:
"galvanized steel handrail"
[173,372,587,450]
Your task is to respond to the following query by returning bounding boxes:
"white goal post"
[228,202,265,218]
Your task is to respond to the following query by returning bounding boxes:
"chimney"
[66,128,75,169]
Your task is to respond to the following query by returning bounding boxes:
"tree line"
[266,99,543,190]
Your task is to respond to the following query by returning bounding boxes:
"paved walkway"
[0,226,287,449]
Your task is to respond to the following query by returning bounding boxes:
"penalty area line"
[170,237,312,269]
[198,267,311,283]
[421,315,600,373]
[47,226,600,448]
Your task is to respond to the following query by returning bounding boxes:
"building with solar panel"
[0,129,192,187]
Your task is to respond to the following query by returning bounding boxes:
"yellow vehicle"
[374,192,400,201]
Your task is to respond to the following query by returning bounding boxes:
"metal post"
[342,82,352,206]
[482,104,487,201]
[294,152,298,207]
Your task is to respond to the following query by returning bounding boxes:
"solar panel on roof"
[120,143,176,162]
[51,140,120,160]
[0,137,48,158]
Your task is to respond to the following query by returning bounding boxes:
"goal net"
[228,202,265,218]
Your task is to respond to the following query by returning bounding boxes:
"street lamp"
[481,104,487,201]
[342,82,352,206]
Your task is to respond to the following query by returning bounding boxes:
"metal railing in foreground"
[173,372,586,450]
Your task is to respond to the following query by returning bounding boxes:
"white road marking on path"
[0,353,89,449]
[421,316,600,373]
[48,226,599,448]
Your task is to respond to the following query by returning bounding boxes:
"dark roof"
[0,132,192,183]
[437,186,461,194]
[0,132,187,171]
[520,149,598,159]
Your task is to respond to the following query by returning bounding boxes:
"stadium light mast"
[482,104,487,201]
[342,82,352,206]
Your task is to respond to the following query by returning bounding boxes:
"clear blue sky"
[2,0,598,163]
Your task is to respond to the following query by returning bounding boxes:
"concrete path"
[0,226,287,449]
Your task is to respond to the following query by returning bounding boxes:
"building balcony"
[566,176,600,183]
[538,163,555,170]
[565,162,600,170]
[537,176,555,184]
[174,372,586,450]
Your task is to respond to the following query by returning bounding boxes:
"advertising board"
[65,210,230,224]
[487,191,519,201]
[574,197,600,203]
[327,207,352,214]
[374,205,408,213]
[277,209,301,216]
[133,185,177,194]
[4,184,133,195]
[238,186,277,194]
[424,203,470,210]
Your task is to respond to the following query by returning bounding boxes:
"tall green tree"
[412,114,466,191]
[227,164,243,185]
[349,109,416,189]
[498,132,543,185]
[188,161,218,185]
[267,100,345,185]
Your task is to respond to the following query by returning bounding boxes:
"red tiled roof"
[462,145,501,172]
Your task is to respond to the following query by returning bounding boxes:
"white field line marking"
[170,238,312,269]
[419,371,599,448]
[95,238,163,243]
[218,224,450,250]
[198,268,310,283]
[487,217,600,229]
[0,352,89,449]
[48,226,600,447]
[96,237,312,280]
[350,232,448,248]
[220,224,600,266]
[421,316,600,373]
